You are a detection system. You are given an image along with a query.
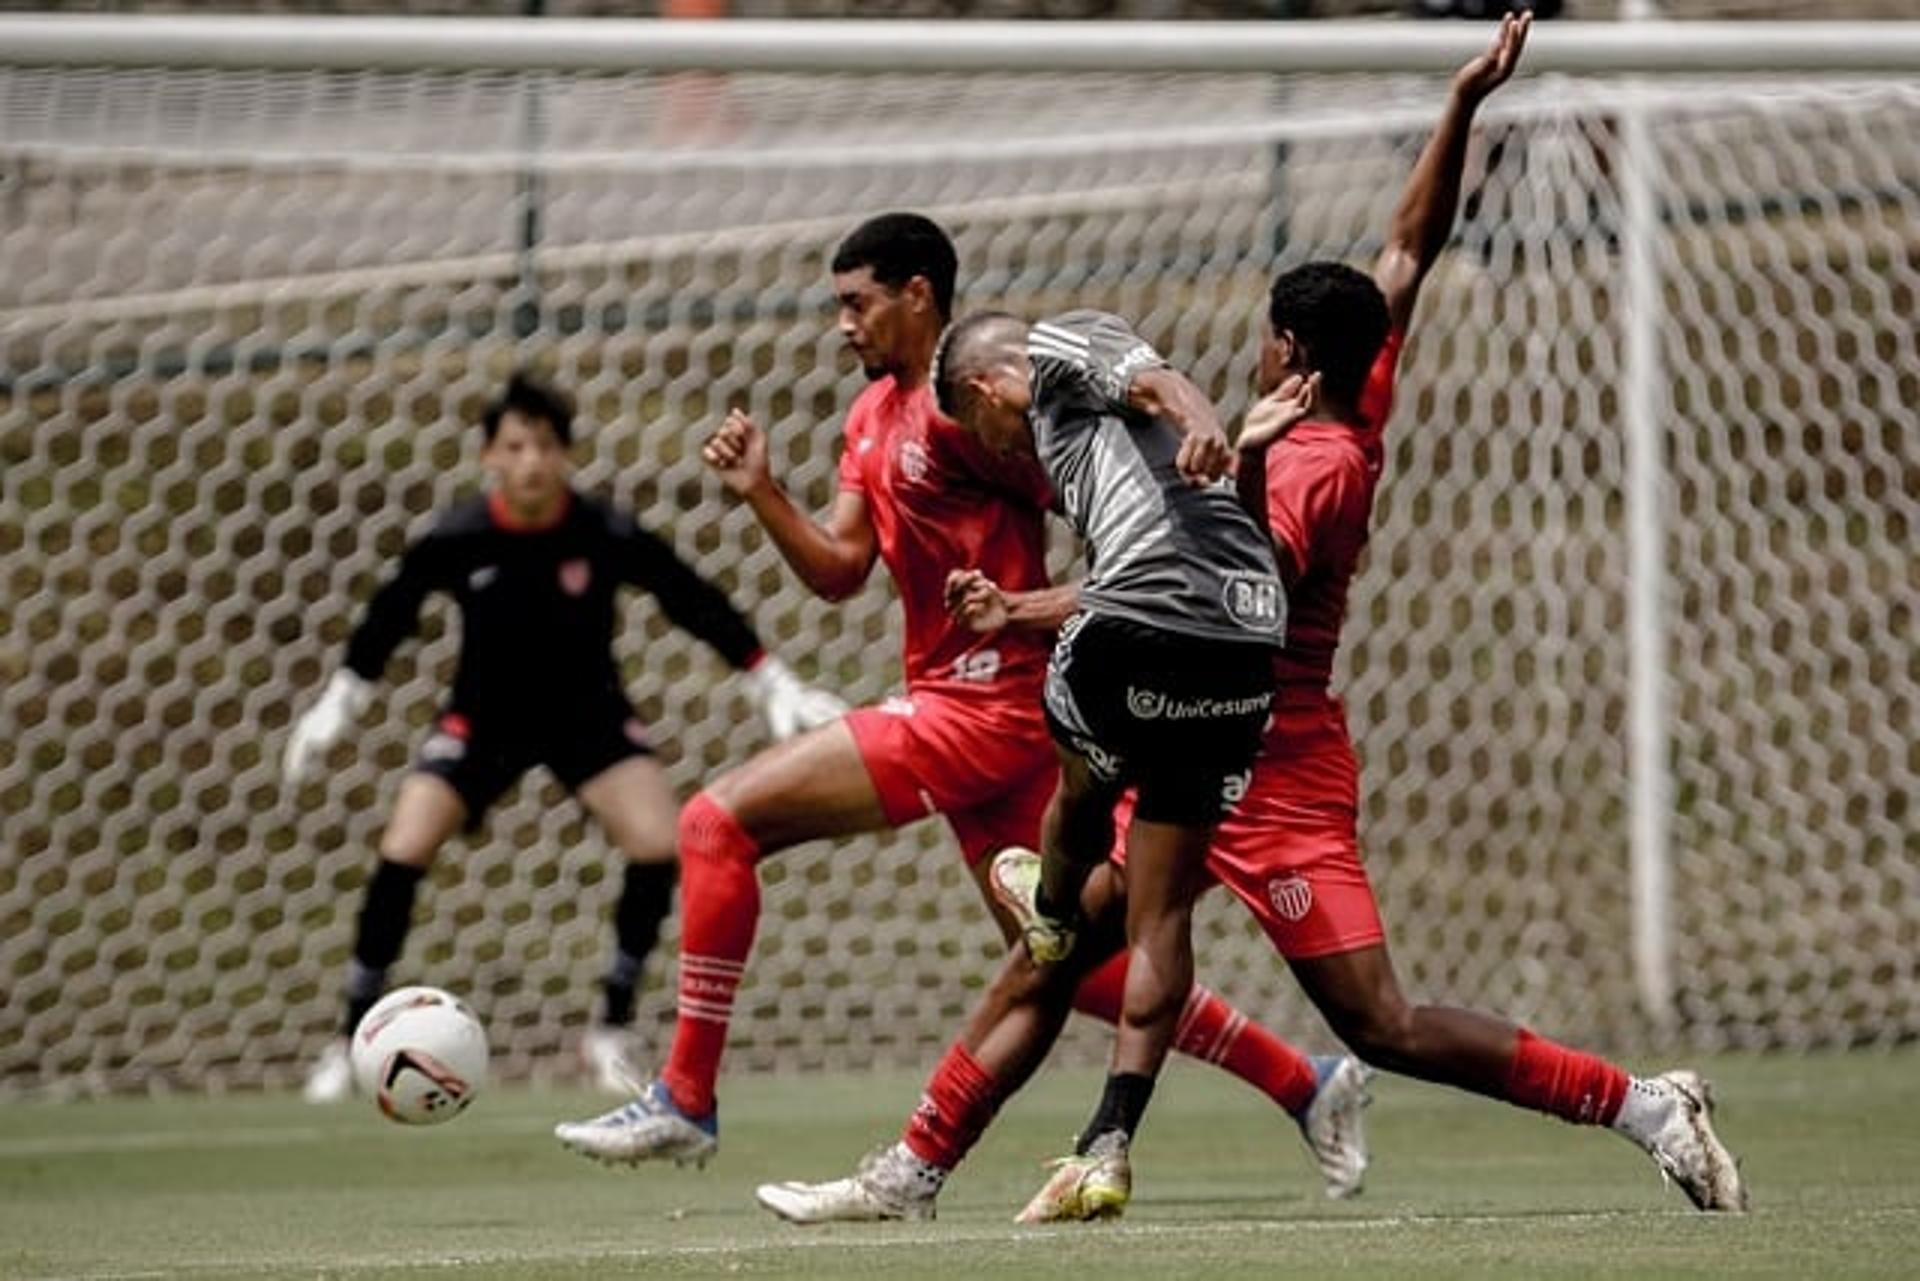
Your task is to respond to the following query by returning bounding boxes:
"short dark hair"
[831,212,959,323]
[1266,262,1391,406]
[482,374,573,445]
[931,310,1024,419]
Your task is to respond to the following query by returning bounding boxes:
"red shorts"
[845,688,1058,868]
[1111,694,1385,960]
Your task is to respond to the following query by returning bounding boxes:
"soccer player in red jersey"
[553,213,1371,1180]
[759,15,1745,1224]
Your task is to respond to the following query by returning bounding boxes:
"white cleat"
[1015,1130,1132,1223]
[1643,1070,1749,1212]
[553,1079,718,1169]
[756,1145,939,1224]
[988,847,1076,964]
[301,1037,354,1104]
[578,1026,645,1096]
[1298,1054,1373,1199]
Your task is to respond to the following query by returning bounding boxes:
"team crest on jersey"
[1267,874,1313,923]
[558,558,591,596]
[896,439,931,485]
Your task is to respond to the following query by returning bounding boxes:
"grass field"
[4,1052,1918,1280]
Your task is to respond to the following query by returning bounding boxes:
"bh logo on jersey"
[1222,571,1284,635]
[558,559,592,596]
[1267,874,1313,923]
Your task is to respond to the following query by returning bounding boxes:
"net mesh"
[2,55,1916,1094]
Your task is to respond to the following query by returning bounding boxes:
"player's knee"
[376,829,441,868]
[676,790,757,867]
[615,822,676,866]
[697,756,800,852]
[985,952,1062,1013]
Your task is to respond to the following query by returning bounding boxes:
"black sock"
[343,860,426,1034]
[603,861,677,1027]
[344,962,385,1038]
[1076,1072,1156,1154]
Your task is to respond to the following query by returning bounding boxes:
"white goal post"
[2,18,1915,1094]
[4,15,1920,73]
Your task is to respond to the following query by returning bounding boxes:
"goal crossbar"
[2,16,1919,75]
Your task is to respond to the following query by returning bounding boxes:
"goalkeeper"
[284,375,844,1102]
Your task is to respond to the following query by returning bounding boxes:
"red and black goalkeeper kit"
[343,490,765,817]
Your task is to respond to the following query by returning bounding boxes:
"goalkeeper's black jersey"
[343,491,762,726]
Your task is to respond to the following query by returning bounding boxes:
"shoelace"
[605,1096,661,1125]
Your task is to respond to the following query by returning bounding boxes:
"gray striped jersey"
[1026,310,1284,648]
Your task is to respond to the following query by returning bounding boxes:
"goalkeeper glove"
[742,655,847,741]
[283,670,374,783]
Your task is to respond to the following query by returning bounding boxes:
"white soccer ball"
[349,986,489,1125]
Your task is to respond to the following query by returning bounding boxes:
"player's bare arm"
[702,407,878,601]
[1126,366,1234,485]
[944,568,1081,634]
[1232,372,1321,556]
[1373,10,1531,332]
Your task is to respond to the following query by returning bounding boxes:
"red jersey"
[1263,329,1405,696]
[837,376,1056,701]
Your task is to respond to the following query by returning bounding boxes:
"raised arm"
[702,407,878,603]
[614,506,849,739]
[1128,367,1234,484]
[1373,11,1531,333]
[341,532,446,684]
[1031,311,1232,484]
[611,516,763,670]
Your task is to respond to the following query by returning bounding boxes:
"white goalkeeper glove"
[742,655,847,742]
[283,670,374,783]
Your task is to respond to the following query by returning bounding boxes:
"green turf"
[3,1053,1917,1280]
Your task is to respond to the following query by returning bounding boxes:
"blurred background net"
[1,20,1915,1094]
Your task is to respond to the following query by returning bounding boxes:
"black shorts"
[1043,611,1273,827]
[411,699,655,828]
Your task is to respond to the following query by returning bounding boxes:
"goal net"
[3,30,1916,1093]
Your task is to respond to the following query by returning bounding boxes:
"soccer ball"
[349,986,488,1125]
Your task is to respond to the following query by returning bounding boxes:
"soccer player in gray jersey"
[933,308,1284,1188]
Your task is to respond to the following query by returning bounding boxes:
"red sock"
[1073,953,1318,1115]
[659,793,759,1118]
[1506,1028,1630,1126]
[901,1042,1003,1170]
